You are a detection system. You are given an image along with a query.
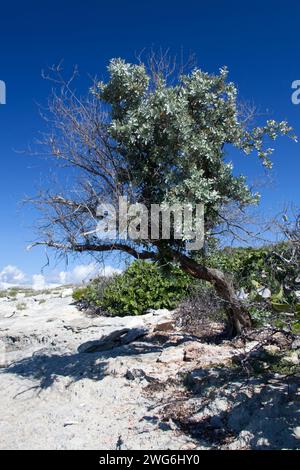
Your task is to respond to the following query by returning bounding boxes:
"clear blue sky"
[0,0,299,280]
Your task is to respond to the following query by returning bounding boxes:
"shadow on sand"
[3,328,299,449]
[1,330,198,389]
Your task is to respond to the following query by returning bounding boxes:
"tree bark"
[171,251,252,336]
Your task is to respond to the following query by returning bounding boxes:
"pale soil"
[0,289,299,450]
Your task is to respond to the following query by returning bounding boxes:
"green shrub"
[73,261,193,316]
[16,302,27,311]
[72,245,300,330]
[204,242,300,303]
[72,286,90,302]
[248,304,273,328]
[100,261,192,316]
[206,246,272,290]
[198,242,300,332]
[72,276,114,308]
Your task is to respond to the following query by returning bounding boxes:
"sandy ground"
[0,289,299,450]
[0,290,196,449]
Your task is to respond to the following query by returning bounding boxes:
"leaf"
[272,303,292,313]
[271,285,285,303]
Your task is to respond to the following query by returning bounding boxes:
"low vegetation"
[73,261,193,316]
[16,302,27,311]
[73,242,300,335]
[0,287,39,299]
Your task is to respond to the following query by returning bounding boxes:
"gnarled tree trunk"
[173,252,252,336]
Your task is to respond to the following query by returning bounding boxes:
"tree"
[30,56,296,335]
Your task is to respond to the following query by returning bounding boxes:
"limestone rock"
[78,327,149,353]
[292,338,300,350]
[264,345,281,354]
[153,321,175,332]
[257,287,271,299]
[157,346,185,364]
[293,427,300,440]
[146,308,173,317]
[124,368,155,382]
[283,351,299,365]
[16,293,26,300]
[237,288,249,300]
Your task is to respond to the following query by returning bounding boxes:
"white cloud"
[58,263,98,284]
[100,265,122,277]
[0,265,26,288]
[58,263,122,285]
[0,263,122,290]
[32,274,47,290]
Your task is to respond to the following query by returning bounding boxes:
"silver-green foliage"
[94,59,296,229]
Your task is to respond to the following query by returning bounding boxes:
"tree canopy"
[96,59,294,227]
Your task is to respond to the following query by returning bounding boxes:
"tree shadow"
[4,352,108,389]
[163,366,300,449]
[2,327,299,449]
[1,330,198,390]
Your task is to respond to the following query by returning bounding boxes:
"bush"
[101,261,194,316]
[72,246,300,331]
[196,242,300,332]
[73,261,193,316]
[207,243,299,299]
[72,276,115,313]
[206,246,273,291]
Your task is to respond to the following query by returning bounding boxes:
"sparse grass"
[0,285,76,300]
[38,299,46,304]
[0,287,37,298]
[6,289,18,298]
[24,289,37,297]
[16,302,27,311]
